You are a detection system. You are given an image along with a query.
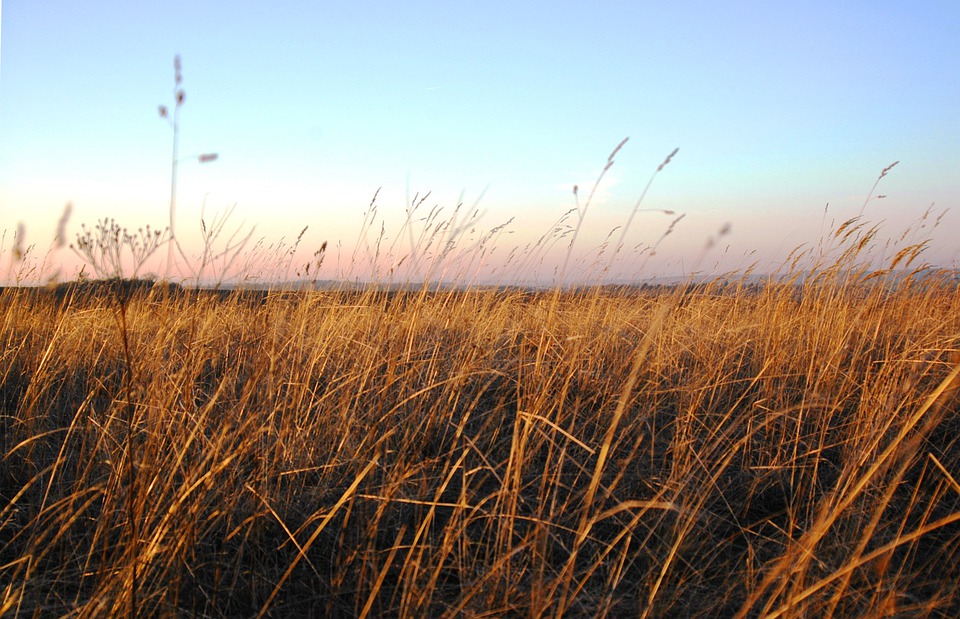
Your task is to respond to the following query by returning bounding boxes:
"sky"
[1,1,958,285]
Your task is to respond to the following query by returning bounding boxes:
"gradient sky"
[2,1,958,285]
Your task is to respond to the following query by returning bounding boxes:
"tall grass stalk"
[159,55,218,282]
[558,137,628,286]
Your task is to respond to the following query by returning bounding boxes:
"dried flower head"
[13,222,25,261]
[608,137,629,163]
[54,203,72,249]
[658,147,679,172]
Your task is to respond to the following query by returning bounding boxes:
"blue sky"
[2,1,958,284]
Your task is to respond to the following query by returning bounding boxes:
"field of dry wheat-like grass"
[1,269,959,617]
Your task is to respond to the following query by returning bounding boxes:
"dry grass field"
[2,253,959,617]
[2,143,959,616]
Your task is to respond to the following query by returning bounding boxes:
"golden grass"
[1,267,958,618]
